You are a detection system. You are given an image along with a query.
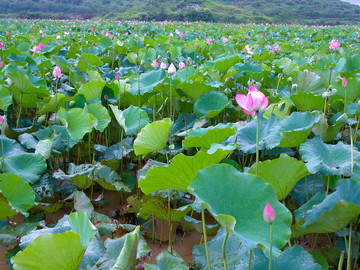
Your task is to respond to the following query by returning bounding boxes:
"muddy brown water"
[0,190,206,269]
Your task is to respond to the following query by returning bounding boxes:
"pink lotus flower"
[263,202,276,225]
[178,61,185,69]
[160,61,167,69]
[52,66,63,80]
[115,73,120,80]
[0,42,4,50]
[30,45,40,53]
[6,32,9,36]
[222,37,229,43]
[39,43,45,50]
[151,59,159,68]
[243,45,254,55]
[246,35,250,39]
[342,77,348,88]
[91,27,95,32]
[235,85,268,114]
[329,39,340,50]
[206,38,212,45]
[274,45,280,51]
[168,63,176,75]
[0,61,4,68]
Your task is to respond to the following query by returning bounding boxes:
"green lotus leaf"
[139,196,191,222]
[77,79,106,102]
[275,58,299,76]
[139,146,234,194]
[315,69,339,89]
[294,70,325,94]
[249,245,321,270]
[235,114,279,154]
[290,92,325,112]
[194,91,231,118]
[38,93,68,115]
[0,195,16,219]
[123,105,150,135]
[134,118,173,156]
[0,173,35,214]
[53,163,95,189]
[79,235,105,269]
[35,139,53,160]
[0,135,26,157]
[111,226,139,270]
[300,136,360,176]
[182,123,236,150]
[69,211,97,247]
[264,97,293,121]
[177,80,213,100]
[312,117,344,143]
[193,227,249,270]
[110,104,126,131]
[213,54,242,74]
[144,250,189,270]
[293,179,360,237]
[331,77,360,102]
[265,112,321,148]
[97,227,150,270]
[171,113,197,135]
[86,103,111,132]
[129,69,166,95]
[13,232,86,270]
[248,154,310,201]
[188,164,292,256]
[0,85,13,111]
[1,153,46,184]
[73,190,94,216]
[80,53,103,67]
[181,215,219,235]
[57,107,94,141]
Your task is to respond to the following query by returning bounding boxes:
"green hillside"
[1,0,360,24]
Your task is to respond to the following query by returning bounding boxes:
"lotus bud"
[342,77,348,88]
[287,77,293,82]
[263,202,276,225]
[255,82,262,89]
[291,84,298,91]
[168,63,176,75]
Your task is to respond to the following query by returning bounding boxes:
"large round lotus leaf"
[69,211,97,247]
[144,250,189,270]
[57,107,94,141]
[293,179,360,237]
[0,85,13,111]
[300,136,360,176]
[275,58,299,76]
[1,153,47,184]
[79,235,105,269]
[13,232,86,270]
[188,164,292,256]
[0,195,16,219]
[265,112,321,148]
[177,80,213,100]
[193,227,250,270]
[331,77,360,102]
[211,54,242,74]
[0,173,35,213]
[35,139,53,160]
[194,91,231,118]
[86,103,111,132]
[290,92,325,112]
[139,146,234,194]
[235,114,279,154]
[249,245,321,270]
[111,227,138,270]
[80,53,103,67]
[0,135,26,157]
[294,70,325,94]
[38,93,68,115]
[96,227,150,270]
[129,69,166,95]
[182,123,236,150]
[248,154,310,201]
[123,105,150,135]
[134,118,173,156]
[77,79,106,102]
[312,118,344,143]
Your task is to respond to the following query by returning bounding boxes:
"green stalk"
[248,249,253,270]
[170,76,173,121]
[168,189,173,254]
[1,133,4,173]
[347,223,352,270]
[305,176,309,201]
[269,224,273,270]
[339,252,345,270]
[54,78,58,124]
[222,232,229,270]
[256,112,260,176]
[350,126,354,174]
[202,204,211,270]
[322,97,328,141]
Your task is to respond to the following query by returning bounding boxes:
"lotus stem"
[202,204,211,270]
[1,133,4,173]
[305,176,309,201]
[54,77,58,124]
[248,249,253,270]
[256,112,260,176]
[170,76,173,122]
[322,97,328,141]
[269,224,273,270]
[222,232,229,270]
[347,223,353,270]
[339,251,345,270]
[350,126,354,174]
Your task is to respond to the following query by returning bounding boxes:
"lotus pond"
[0,19,360,269]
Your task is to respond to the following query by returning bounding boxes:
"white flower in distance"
[168,63,176,75]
